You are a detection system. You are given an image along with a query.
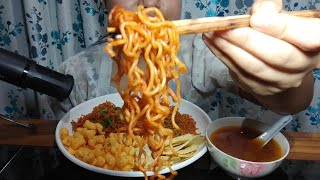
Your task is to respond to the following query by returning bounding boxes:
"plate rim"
[55,93,210,177]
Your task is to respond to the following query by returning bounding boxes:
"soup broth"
[209,126,283,162]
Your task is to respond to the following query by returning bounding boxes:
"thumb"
[250,11,320,52]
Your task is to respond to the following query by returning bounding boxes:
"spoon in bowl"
[251,115,293,148]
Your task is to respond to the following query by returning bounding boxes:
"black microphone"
[0,48,74,101]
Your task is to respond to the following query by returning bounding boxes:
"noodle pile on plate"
[105,5,189,179]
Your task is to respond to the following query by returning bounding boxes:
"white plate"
[55,93,211,177]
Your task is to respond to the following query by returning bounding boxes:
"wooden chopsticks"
[173,10,320,35]
[106,10,320,38]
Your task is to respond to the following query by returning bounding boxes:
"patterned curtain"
[0,0,107,179]
[0,0,319,179]
[0,0,107,120]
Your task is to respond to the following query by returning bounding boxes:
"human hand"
[202,0,320,96]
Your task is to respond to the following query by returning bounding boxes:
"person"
[54,0,318,117]
[50,0,320,179]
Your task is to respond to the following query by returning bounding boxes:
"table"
[0,145,290,180]
[1,119,320,160]
[0,118,320,180]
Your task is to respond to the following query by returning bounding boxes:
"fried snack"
[60,123,135,171]
[60,124,205,173]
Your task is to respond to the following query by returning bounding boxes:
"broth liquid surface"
[210,126,283,162]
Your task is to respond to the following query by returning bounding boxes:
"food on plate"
[104,5,190,179]
[61,129,136,171]
[71,101,198,138]
[60,101,205,173]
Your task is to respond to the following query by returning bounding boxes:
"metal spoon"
[252,115,293,148]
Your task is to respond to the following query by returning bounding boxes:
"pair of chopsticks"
[107,9,320,38]
[173,10,320,34]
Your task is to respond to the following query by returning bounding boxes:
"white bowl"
[55,93,211,177]
[205,117,290,179]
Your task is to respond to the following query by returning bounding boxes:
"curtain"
[0,0,319,179]
[0,0,107,119]
[0,0,107,179]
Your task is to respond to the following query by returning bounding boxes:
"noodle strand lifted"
[105,5,187,179]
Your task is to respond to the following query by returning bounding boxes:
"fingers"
[249,0,320,69]
[202,32,305,92]
[250,12,320,52]
[250,0,320,52]
[212,27,316,71]
[228,70,283,96]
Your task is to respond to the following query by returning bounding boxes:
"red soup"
[209,126,283,162]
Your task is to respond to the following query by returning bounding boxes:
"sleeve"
[179,34,237,97]
[191,34,236,93]
[52,42,117,118]
[175,34,238,112]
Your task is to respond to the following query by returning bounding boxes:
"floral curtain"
[0,0,107,120]
[0,0,319,179]
[1,0,107,179]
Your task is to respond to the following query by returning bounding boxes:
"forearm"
[252,72,314,114]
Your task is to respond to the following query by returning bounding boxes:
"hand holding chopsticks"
[201,6,320,112]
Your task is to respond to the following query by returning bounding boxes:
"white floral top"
[56,34,234,117]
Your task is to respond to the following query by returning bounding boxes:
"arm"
[202,0,320,114]
[251,72,314,114]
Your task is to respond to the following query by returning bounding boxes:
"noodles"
[105,5,188,179]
